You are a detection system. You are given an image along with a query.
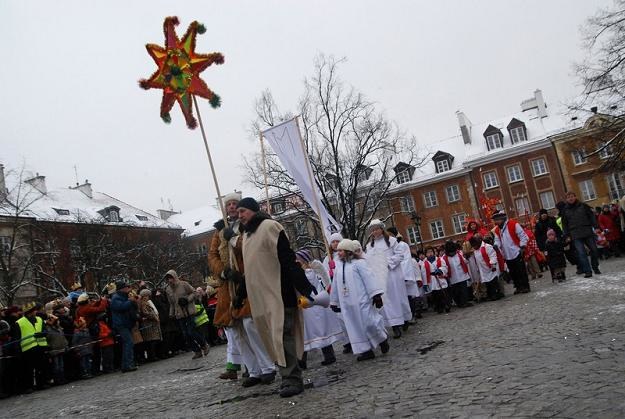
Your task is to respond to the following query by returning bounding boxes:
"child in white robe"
[420,247,451,314]
[469,235,503,301]
[330,239,389,361]
[295,249,345,368]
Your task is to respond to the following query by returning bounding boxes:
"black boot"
[342,343,352,354]
[392,325,402,339]
[320,345,336,366]
[356,350,375,361]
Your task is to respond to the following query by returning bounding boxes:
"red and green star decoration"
[139,16,224,129]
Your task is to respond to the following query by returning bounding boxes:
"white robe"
[397,241,418,297]
[329,258,387,354]
[474,243,499,283]
[420,257,449,291]
[445,252,471,285]
[302,269,345,351]
[365,236,412,327]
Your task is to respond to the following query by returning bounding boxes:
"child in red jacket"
[97,314,115,373]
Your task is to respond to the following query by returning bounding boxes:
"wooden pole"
[192,95,228,225]
[259,132,272,216]
[294,116,331,257]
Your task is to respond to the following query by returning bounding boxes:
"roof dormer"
[355,164,373,182]
[432,151,455,173]
[98,205,121,222]
[507,118,527,144]
[483,125,503,151]
[393,162,415,184]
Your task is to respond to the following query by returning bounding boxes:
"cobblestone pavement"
[5,258,625,418]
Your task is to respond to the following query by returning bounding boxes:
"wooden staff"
[259,132,272,216]
[193,95,228,225]
[294,116,331,258]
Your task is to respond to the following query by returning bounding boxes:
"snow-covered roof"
[167,205,222,237]
[0,181,181,230]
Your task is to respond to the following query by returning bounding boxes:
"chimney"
[0,164,6,197]
[157,209,179,220]
[456,111,472,144]
[534,89,547,118]
[71,179,93,198]
[25,172,47,194]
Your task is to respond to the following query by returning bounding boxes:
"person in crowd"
[555,201,580,269]
[209,192,276,387]
[236,197,317,397]
[595,228,610,259]
[420,247,451,313]
[523,226,543,280]
[544,229,567,283]
[329,239,389,361]
[295,249,343,368]
[13,302,49,393]
[323,232,344,280]
[462,241,487,303]
[386,228,420,324]
[410,253,426,317]
[152,288,177,359]
[469,235,503,301]
[45,313,68,385]
[75,292,108,375]
[110,279,138,373]
[139,289,162,362]
[72,317,93,379]
[193,289,212,350]
[164,269,208,360]
[598,204,621,257]
[441,240,472,308]
[492,211,531,294]
[561,191,601,278]
[365,219,411,339]
[97,312,115,373]
[534,209,562,252]
[465,219,489,242]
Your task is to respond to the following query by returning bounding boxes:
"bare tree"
[573,0,625,170]
[245,55,429,243]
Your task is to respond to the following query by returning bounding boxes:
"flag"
[262,118,342,242]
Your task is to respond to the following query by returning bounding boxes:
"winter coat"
[152,293,177,333]
[46,324,68,352]
[545,239,567,270]
[164,270,198,319]
[598,212,621,241]
[534,216,562,251]
[561,200,598,240]
[207,219,252,327]
[98,321,114,347]
[110,291,138,329]
[72,329,93,357]
[139,299,162,342]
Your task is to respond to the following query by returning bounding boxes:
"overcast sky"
[0,0,607,214]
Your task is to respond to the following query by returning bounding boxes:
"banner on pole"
[262,119,342,242]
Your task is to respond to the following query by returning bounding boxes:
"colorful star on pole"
[139,16,224,129]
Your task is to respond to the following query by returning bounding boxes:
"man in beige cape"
[235,197,316,398]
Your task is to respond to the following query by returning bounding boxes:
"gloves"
[330,305,341,313]
[177,297,189,307]
[223,227,236,241]
[372,294,383,308]
[223,269,244,286]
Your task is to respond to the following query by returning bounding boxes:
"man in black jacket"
[561,192,600,278]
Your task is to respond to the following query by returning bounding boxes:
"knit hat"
[222,191,242,205]
[491,211,507,220]
[115,279,130,290]
[369,219,385,229]
[236,197,260,212]
[337,239,357,252]
[329,233,343,243]
[352,240,363,251]
[295,249,313,263]
[139,289,152,298]
[539,208,548,215]
[77,293,89,304]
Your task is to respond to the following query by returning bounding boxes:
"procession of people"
[1,192,623,400]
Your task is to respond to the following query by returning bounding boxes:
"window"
[607,173,625,200]
[396,170,411,184]
[451,213,467,234]
[515,197,531,216]
[135,215,148,221]
[194,220,201,227]
[539,191,556,210]
[435,159,451,173]
[483,171,499,189]
[272,201,284,213]
[199,244,208,254]
[109,210,119,222]
[507,165,523,183]
[572,149,587,165]
[531,158,548,177]
[69,240,81,258]
[430,220,445,239]
[486,134,503,150]
[510,126,527,144]
[406,226,421,245]
[598,142,613,160]
[423,191,438,208]
[446,184,460,202]
[53,208,70,216]
[400,195,415,212]
[579,179,597,201]
[0,236,10,257]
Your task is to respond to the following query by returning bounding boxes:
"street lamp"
[410,211,423,252]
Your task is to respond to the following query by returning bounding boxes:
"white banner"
[262,118,342,242]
